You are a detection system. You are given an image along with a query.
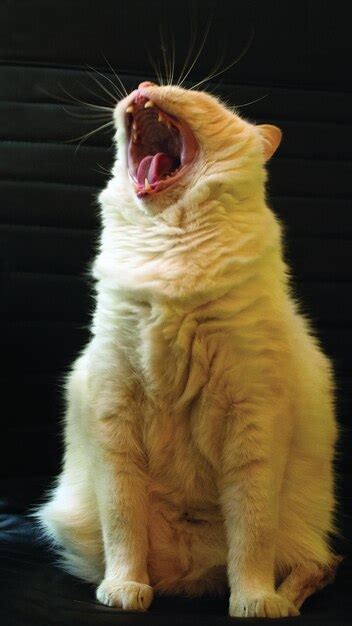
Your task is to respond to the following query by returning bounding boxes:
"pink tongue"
[136,152,174,186]
[136,155,153,186]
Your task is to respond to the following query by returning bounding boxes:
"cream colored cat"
[36,80,341,618]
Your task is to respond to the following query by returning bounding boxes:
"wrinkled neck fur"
[94,173,283,310]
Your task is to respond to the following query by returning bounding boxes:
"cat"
[35,79,342,618]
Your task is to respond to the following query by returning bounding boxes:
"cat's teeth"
[144,178,151,191]
[126,105,134,113]
[132,130,138,143]
[157,112,171,128]
[132,121,137,130]
[144,100,154,109]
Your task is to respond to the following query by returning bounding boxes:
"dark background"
[0,1,351,624]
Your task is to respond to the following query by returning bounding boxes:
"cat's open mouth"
[125,95,198,197]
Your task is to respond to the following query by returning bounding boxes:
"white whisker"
[156,59,164,86]
[235,94,269,109]
[79,80,118,106]
[93,163,112,176]
[178,20,211,88]
[175,14,199,87]
[39,84,114,113]
[56,84,114,112]
[64,120,114,154]
[190,28,255,91]
[86,68,119,104]
[190,54,226,91]
[147,48,164,86]
[159,26,171,86]
[101,53,129,97]
[62,106,113,121]
[170,33,176,86]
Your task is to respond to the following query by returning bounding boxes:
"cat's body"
[36,82,341,617]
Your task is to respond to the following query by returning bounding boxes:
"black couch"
[0,1,351,624]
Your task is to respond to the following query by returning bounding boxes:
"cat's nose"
[138,81,156,89]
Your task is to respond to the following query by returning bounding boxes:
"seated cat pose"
[36,80,341,618]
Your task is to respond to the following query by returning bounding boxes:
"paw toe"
[96,579,153,611]
[230,591,299,618]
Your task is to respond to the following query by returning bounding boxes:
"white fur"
[35,85,340,617]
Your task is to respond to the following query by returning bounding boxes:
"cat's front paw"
[229,591,299,618]
[96,579,153,611]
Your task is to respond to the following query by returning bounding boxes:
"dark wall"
[0,1,351,542]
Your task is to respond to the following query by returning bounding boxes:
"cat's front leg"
[219,391,298,619]
[93,404,153,611]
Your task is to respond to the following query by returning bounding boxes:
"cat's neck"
[93,178,283,309]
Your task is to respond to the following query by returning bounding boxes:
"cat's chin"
[124,91,198,199]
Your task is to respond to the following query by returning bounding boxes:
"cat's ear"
[258,124,282,161]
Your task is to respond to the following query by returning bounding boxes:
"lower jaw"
[132,167,188,198]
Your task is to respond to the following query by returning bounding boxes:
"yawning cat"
[36,80,341,618]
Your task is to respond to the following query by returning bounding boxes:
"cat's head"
[112,80,281,213]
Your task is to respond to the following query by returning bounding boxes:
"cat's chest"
[119,299,211,405]
[92,293,231,507]
[142,408,219,509]
[118,301,225,496]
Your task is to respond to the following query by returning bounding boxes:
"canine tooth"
[158,113,163,123]
[144,178,151,191]
[144,100,154,108]
[132,131,138,142]
[132,121,137,130]
[126,105,134,113]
